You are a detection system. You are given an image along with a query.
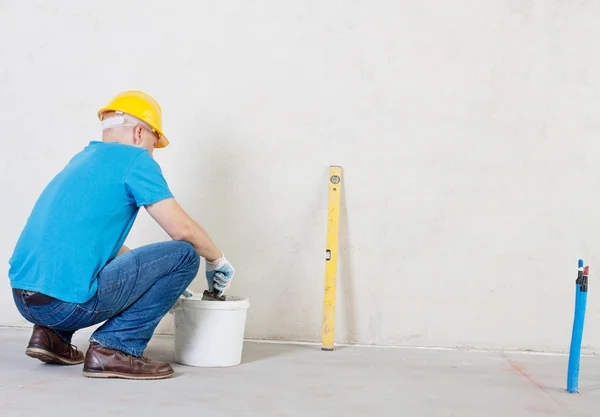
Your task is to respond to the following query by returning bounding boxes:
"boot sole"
[82,369,175,380]
[26,347,84,365]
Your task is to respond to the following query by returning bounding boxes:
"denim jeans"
[12,241,200,357]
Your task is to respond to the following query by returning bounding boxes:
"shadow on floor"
[143,337,310,366]
[240,341,306,364]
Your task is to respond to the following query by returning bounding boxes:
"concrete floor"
[1,328,599,417]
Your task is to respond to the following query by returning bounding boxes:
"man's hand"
[206,254,235,295]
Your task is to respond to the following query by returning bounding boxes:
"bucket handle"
[168,299,182,315]
[168,287,194,314]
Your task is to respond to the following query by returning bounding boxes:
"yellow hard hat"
[97,90,169,148]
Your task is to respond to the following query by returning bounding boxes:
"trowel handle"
[168,299,183,315]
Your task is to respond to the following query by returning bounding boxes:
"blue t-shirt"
[8,141,174,303]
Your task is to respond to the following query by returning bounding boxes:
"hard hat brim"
[156,135,169,148]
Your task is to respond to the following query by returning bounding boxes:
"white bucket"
[172,294,250,367]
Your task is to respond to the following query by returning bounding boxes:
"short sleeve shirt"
[8,141,173,303]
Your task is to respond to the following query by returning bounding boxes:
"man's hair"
[101,112,154,134]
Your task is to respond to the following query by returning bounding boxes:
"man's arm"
[117,245,130,256]
[145,198,222,262]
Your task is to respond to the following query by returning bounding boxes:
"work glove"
[206,254,235,296]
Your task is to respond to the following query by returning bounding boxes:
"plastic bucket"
[172,294,250,367]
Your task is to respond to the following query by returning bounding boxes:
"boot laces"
[67,344,80,358]
[127,353,151,364]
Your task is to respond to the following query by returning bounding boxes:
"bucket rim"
[177,295,250,310]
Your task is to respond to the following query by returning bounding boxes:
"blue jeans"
[12,241,200,357]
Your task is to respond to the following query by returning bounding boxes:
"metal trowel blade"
[202,290,226,301]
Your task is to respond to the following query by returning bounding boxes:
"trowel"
[201,290,226,301]
[181,287,226,301]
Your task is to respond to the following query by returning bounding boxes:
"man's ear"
[132,125,144,145]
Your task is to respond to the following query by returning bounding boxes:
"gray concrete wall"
[1,0,600,352]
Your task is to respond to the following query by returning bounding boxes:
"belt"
[12,288,56,306]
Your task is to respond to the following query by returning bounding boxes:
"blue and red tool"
[567,259,589,393]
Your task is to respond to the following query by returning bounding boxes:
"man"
[8,90,235,380]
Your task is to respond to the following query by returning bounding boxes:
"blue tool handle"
[567,284,587,393]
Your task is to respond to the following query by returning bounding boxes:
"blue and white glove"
[206,254,235,296]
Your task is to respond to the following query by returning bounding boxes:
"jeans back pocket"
[28,300,79,329]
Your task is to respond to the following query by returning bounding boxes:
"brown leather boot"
[82,341,175,380]
[25,325,84,365]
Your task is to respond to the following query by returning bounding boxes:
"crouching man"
[8,90,234,380]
